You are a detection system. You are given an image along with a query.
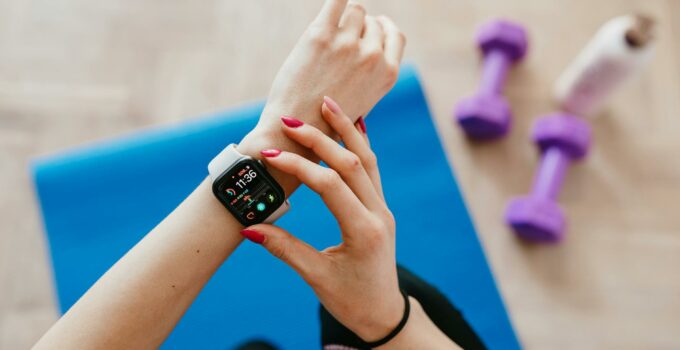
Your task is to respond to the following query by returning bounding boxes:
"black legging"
[319,265,486,349]
[235,265,486,350]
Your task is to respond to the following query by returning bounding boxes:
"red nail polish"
[240,229,265,244]
[260,149,281,158]
[281,115,304,128]
[323,96,342,114]
[357,116,367,133]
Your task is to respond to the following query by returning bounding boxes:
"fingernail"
[281,115,304,128]
[357,116,367,133]
[260,149,281,158]
[240,229,265,244]
[323,96,342,114]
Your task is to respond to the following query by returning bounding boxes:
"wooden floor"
[1,0,679,349]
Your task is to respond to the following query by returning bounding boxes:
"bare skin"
[34,1,460,349]
[249,99,460,349]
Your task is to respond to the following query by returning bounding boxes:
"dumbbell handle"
[531,147,571,200]
[479,49,511,95]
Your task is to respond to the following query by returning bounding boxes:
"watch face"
[213,158,285,225]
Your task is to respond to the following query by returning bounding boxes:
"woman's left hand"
[241,96,403,342]
[261,0,406,127]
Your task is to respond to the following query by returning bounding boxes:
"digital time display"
[213,159,285,225]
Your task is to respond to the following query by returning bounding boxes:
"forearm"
[34,176,239,348]
[33,122,328,349]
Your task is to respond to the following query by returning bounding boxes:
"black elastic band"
[363,289,411,348]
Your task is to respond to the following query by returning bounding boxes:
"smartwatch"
[208,144,290,225]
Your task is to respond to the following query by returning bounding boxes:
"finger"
[354,117,384,198]
[339,2,366,38]
[377,15,406,66]
[314,0,349,27]
[361,16,385,51]
[322,96,384,199]
[242,224,327,280]
[261,150,370,229]
[280,116,384,211]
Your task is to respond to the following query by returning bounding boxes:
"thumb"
[241,224,325,277]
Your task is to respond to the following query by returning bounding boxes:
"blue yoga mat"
[32,65,520,350]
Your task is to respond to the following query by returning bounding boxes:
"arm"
[379,297,461,349]
[246,101,461,349]
[34,1,404,348]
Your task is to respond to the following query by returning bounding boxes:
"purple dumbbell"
[454,19,529,139]
[505,113,591,242]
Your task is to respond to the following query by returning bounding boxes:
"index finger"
[313,0,349,27]
[322,97,384,199]
[262,150,371,233]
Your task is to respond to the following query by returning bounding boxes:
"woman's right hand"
[242,96,404,342]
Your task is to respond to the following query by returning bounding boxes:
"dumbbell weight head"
[533,113,591,159]
[455,19,529,139]
[477,19,529,62]
[505,197,565,242]
[454,94,511,138]
[505,113,591,242]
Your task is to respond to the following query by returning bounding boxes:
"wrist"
[236,126,278,160]
[236,99,344,196]
[351,289,406,342]
[374,297,462,350]
[236,124,309,196]
[237,111,321,161]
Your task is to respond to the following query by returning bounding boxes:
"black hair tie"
[362,289,411,348]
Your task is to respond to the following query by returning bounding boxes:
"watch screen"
[214,159,285,225]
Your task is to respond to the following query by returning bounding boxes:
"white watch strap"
[208,143,290,223]
[208,144,243,181]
